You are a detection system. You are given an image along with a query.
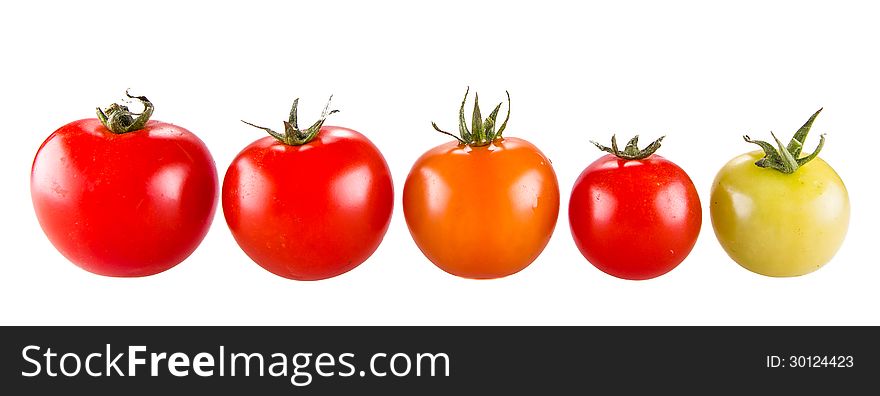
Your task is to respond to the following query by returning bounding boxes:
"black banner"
[1,326,876,393]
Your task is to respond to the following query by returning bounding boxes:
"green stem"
[591,134,665,160]
[96,89,154,134]
[242,96,339,146]
[432,87,511,146]
[744,108,826,174]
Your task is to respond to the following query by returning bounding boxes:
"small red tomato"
[568,135,701,280]
[30,91,218,277]
[222,97,393,280]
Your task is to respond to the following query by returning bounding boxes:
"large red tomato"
[30,92,218,277]
[403,89,560,279]
[222,98,393,280]
[568,136,701,280]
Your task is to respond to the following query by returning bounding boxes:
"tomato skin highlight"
[568,154,702,280]
[710,151,849,277]
[31,119,218,277]
[222,126,393,281]
[402,137,560,279]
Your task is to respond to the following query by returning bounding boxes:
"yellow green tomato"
[710,109,850,277]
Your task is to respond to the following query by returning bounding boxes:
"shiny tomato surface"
[569,154,701,280]
[222,126,393,280]
[403,137,560,279]
[31,119,218,277]
[710,151,849,277]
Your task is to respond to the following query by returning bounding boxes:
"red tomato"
[403,89,560,279]
[30,93,218,277]
[222,99,393,280]
[568,136,701,280]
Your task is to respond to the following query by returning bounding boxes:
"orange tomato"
[403,137,560,279]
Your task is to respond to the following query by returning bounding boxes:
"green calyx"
[96,89,154,134]
[432,87,511,147]
[242,96,339,146]
[591,134,665,160]
[744,108,826,174]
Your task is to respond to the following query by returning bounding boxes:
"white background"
[1,0,877,325]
